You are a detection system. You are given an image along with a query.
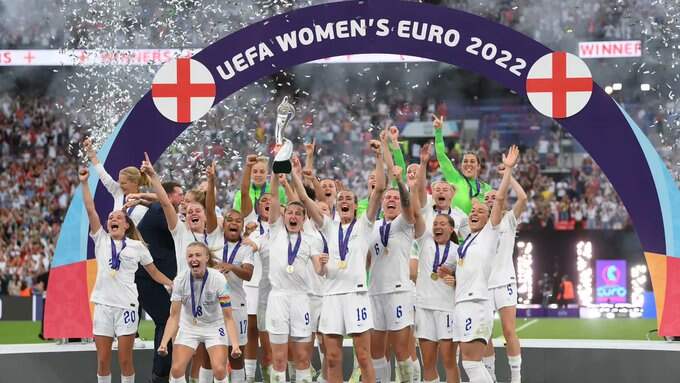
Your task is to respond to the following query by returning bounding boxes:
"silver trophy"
[273,96,295,174]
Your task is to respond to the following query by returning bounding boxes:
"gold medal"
[193,318,198,325]
[286,265,295,273]
[458,258,464,267]
[338,260,347,269]
[383,247,389,256]
[430,272,439,281]
[109,269,117,278]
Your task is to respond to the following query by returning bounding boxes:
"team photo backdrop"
[43,0,680,338]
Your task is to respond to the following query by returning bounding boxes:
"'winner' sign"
[578,40,642,59]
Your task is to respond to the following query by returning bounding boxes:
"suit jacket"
[136,202,177,281]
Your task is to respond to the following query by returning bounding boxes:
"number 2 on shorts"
[465,317,472,331]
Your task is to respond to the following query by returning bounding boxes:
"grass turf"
[0,318,662,344]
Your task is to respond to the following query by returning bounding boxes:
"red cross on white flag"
[525,51,593,119]
[152,57,216,123]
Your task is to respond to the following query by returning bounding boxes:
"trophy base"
[272,160,292,174]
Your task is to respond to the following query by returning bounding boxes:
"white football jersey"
[369,215,415,295]
[214,239,255,309]
[171,268,231,330]
[303,219,327,296]
[415,233,458,311]
[454,221,500,303]
[268,217,314,294]
[171,223,223,277]
[488,211,518,288]
[319,214,374,295]
[243,211,269,287]
[90,228,153,310]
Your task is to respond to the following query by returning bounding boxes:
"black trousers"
[136,277,173,382]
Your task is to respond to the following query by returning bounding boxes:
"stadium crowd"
[0,84,655,295]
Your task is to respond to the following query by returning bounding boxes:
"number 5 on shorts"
[356,307,368,321]
[507,284,513,296]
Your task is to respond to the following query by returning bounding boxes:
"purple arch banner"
[46,0,680,337]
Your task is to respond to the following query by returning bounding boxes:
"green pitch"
[0,318,663,345]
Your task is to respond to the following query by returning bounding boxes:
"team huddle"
[79,117,527,383]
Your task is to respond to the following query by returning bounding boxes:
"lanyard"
[126,205,136,216]
[433,240,451,273]
[109,237,126,270]
[338,219,356,261]
[190,271,208,320]
[257,215,265,235]
[222,239,242,264]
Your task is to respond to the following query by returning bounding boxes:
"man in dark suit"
[136,181,184,383]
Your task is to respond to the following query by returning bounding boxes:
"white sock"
[508,355,522,383]
[397,360,413,383]
[296,368,312,383]
[97,375,111,383]
[199,367,213,383]
[288,362,297,383]
[271,369,286,383]
[232,368,246,383]
[462,361,493,383]
[411,357,421,383]
[373,358,388,383]
[170,376,187,383]
[482,355,496,382]
[245,359,257,383]
[214,377,228,383]
[121,374,135,383]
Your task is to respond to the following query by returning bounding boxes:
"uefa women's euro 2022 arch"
[45,0,680,338]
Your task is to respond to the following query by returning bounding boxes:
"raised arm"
[290,156,324,227]
[509,173,528,219]
[239,155,257,216]
[268,172,282,225]
[388,126,407,182]
[410,168,426,238]
[392,165,415,224]
[366,140,386,223]
[304,139,316,173]
[205,161,218,233]
[416,142,432,209]
[280,174,299,203]
[84,138,122,197]
[380,129,397,187]
[141,152,179,231]
[79,168,102,234]
[432,115,463,185]
[491,146,519,227]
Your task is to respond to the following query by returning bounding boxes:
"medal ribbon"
[109,237,126,271]
[320,232,329,254]
[338,219,356,262]
[288,233,302,266]
[223,239,242,264]
[191,230,208,245]
[190,271,208,320]
[457,232,480,262]
[379,219,391,248]
[433,240,451,274]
